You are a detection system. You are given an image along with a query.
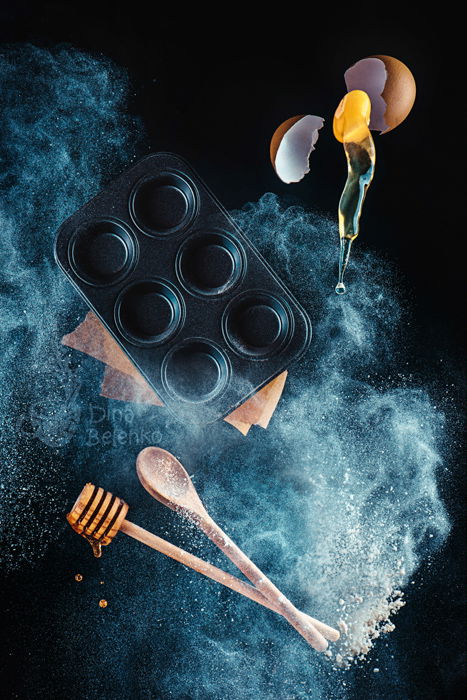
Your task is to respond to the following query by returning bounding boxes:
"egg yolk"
[333,90,372,144]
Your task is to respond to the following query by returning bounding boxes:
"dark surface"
[0,4,464,700]
[0,6,461,352]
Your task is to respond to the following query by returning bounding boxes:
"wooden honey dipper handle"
[120,520,338,641]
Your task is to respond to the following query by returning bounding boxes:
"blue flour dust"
[0,45,455,700]
[0,44,141,566]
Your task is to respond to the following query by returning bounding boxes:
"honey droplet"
[84,535,102,558]
[99,599,108,608]
[74,573,83,582]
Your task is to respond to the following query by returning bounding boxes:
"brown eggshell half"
[345,55,416,134]
[270,115,304,168]
[375,55,416,133]
[270,114,324,183]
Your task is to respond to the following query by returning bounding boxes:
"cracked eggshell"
[344,55,416,134]
[270,114,324,183]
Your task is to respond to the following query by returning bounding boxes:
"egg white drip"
[275,115,324,184]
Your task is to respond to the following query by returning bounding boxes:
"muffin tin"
[54,153,312,424]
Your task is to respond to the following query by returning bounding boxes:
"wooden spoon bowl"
[136,447,209,521]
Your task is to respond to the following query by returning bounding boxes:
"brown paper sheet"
[62,311,147,385]
[100,366,163,406]
[62,312,287,435]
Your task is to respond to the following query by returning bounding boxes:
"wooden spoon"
[67,483,338,641]
[136,446,332,652]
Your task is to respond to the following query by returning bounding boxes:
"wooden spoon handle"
[198,517,328,651]
[120,520,338,642]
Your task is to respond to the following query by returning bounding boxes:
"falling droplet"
[336,236,354,295]
[99,599,108,608]
[84,535,102,558]
[335,282,346,295]
[74,573,83,582]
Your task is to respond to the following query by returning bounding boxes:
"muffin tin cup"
[68,219,138,287]
[130,171,198,238]
[176,230,246,298]
[161,339,231,404]
[114,279,185,347]
[222,291,294,359]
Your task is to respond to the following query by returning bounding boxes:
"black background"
[1,3,464,699]
[0,4,462,356]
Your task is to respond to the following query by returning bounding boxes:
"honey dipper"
[136,447,336,652]
[66,483,339,642]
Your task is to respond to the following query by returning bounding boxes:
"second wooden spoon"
[136,446,334,652]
